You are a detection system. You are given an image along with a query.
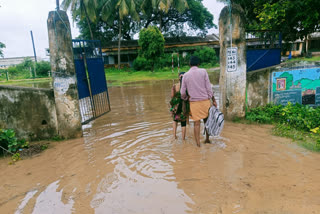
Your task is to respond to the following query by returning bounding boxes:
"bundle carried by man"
[204,104,224,137]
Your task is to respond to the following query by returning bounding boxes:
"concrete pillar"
[47,10,82,138]
[219,4,246,120]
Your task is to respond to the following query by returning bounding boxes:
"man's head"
[190,56,200,67]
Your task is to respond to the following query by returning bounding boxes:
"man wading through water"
[180,56,217,147]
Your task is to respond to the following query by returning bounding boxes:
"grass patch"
[0,65,220,88]
[0,78,51,87]
[244,103,320,152]
[272,124,320,152]
[106,68,178,86]
[289,55,320,62]
[105,65,219,86]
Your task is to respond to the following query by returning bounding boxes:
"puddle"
[31,180,74,214]
[15,190,38,214]
[1,78,320,214]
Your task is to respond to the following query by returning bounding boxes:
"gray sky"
[0,0,225,59]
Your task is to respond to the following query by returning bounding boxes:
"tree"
[36,61,52,77]
[254,0,320,54]
[220,0,320,54]
[0,42,5,58]
[76,4,140,44]
[141,0,188,30]
[193,47,218,65]
[77,0,215,40]
[101,0,140,69]
[141,0,215,36]
[138,26,165,72]
[61,0,98,39]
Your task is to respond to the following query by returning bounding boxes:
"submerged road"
[1,79,320,214]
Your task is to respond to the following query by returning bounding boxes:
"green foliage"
[246,104,282,124]
[75,0,215,40]
[255,1,287,30]
[61,0,98,22]
[246,103,320,132]
[36,61,51,77]
[272,123,320,152]
[132,50,219,71]
[133,56,151,71]
[0,129,29,154]
[141,0,188,14]
[231,0,320,43]
[51,135,65,141]
[156,53,173,69]
[41,144,49,151]
[193,47,218,65]
[143,0,215,36]
[0,41,5,58]
[77,12,138,42]
[170,91,190,121]
[156,53,184,69]
[0,59,51,81]
[11,153,21,162]
[246,103,320,151]
[101,0,140,22]
[138,26,165,71]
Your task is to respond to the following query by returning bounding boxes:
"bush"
[138,26,165,72]
[1,59,51,80]
[246,103,320,133]
[193,47,218,65]
[36,61,51,77]
[156,53,178,69]
[0,129,29,155]
[133,56,151,71]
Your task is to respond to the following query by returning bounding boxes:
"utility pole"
[56,0,60,10]
[30,30,37,78]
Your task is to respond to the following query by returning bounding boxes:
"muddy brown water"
[1,79,320,214]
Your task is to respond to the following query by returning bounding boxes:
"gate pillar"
[219,4,246,120]
[47,10,82,138]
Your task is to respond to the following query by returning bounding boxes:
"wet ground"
[1,79,320,214]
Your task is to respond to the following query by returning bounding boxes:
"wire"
[52,10,73,75]
[55,10,71,34]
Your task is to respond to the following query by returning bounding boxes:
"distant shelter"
[0,56,37,69]
[101,34,220,68]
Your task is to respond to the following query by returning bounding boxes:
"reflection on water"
[208,70,220,85]
[31,180,74,214]
[6,72,320,214]
[15,190,38,214]
[85,79,221,213]
[14,77,224,214]
[5,71,219,90]
[5,81,53,89]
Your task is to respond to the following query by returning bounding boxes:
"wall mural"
[272,67,320,106]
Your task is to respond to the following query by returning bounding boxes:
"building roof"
[102,34,220,55]
[0,56,35,61]
[0,56,37,69]
[309,32,320,40]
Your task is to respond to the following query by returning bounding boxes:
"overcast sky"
[0,0,225,59]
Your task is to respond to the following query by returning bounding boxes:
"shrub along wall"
[0,85,58,140]
[133,46,219,71]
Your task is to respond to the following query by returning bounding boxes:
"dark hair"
[190,56,200,66]
[178,72,185,77]
[179,72,185,86]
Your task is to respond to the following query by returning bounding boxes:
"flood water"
[4,81,53,89]
[1,76,320,214]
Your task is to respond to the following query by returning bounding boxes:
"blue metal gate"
[72,40,111,124]
[246,31,282,72]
